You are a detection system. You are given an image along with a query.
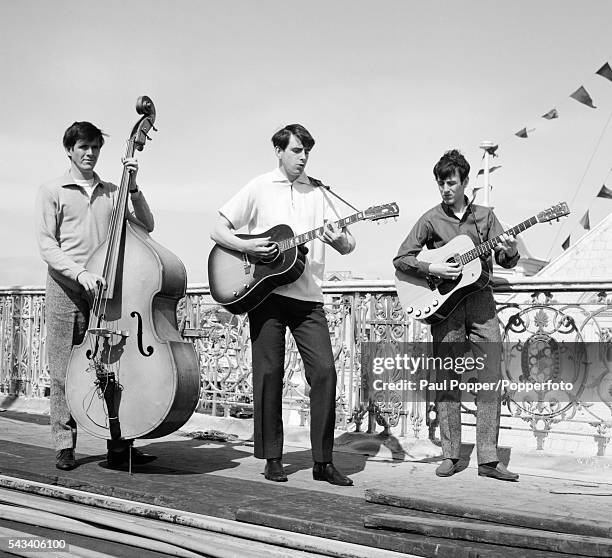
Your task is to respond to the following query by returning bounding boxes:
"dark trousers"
[431,289,502,465]
[248,294,337,462]
[45,274,132,453]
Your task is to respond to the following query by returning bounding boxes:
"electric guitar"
[394,202,570,324]
[208,202,400,314]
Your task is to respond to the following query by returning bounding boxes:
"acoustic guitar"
[208,202,399,314]
[394,202,569,324]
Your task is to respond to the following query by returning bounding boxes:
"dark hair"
[433,149,470,183]
[271,124,315,151]
[62,121,107,150]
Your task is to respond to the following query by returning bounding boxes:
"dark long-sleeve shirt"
[393,200,520,278]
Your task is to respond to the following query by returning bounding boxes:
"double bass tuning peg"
[145,126,159,141]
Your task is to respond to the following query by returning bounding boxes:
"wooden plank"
[364,513,612,557]
[0,479,400,558]
[365,488,612,539]
[236,508,482,558]
[235,508,577,558]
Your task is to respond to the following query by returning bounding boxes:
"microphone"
[308,176,331,190]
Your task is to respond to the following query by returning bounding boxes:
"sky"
[2,0,612,287]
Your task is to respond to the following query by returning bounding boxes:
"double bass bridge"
[87,327,130,339]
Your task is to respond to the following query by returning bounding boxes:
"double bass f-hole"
[86,314,105,360]
[130,311,154,357]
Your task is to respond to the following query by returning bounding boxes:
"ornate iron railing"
[1,280,611,454]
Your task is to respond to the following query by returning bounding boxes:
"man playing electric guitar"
[393,149,520,481]
[211,124,355,485]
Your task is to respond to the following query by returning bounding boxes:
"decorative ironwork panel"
[1,281,610,455]
[0,290,47,398]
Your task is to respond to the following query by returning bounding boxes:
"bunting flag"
[562,236,570,251]
[515,128,529,138]
[597,184,612,199]
[480,144,499,159]
[487,144,499,157]
[477,165,502,176]
[570,86,596,108]
[579,211,590,230]
[542,108,558,120]
[596,62,612,82]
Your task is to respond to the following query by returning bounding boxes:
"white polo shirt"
[219,168,341,303]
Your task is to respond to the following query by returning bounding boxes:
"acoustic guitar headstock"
[364,202,400,224]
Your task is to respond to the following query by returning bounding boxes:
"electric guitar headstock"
[537,202,570,223]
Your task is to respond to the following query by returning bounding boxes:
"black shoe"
[264,458,287,482]
[106,447,157,469]
[56,448,77,471]
[313,462,353,486]
[435,458,459,477]
[478,462,519,482]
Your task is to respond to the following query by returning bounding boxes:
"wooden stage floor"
[1,409,611,557]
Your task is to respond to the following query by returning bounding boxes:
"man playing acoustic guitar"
[393,149,520,481]
[211,124,356,485]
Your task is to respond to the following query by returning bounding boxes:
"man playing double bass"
[211,124,356,485]
[36,121,157,471]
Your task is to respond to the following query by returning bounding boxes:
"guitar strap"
[465,191,491,272]
[308,176,361,212]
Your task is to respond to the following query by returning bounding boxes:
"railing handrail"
[2,277,612,297]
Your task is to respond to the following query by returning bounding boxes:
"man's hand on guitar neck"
[428,261,463,280]
[497,233,518,258]
[317,220,355,255]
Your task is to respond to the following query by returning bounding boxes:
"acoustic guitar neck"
[277,211,366,252]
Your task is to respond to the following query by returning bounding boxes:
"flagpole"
[479,140,497,207]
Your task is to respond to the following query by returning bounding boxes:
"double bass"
[66,96,200,442]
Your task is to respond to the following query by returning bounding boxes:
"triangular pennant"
[579,211,590,230]
[570,86,596,108]
[476,165,502,176]
[486,144,499,157]
[562,236,570,251]
[515,128,528,138]
[542,108,559,120]
[597,184,612,199]
[596,62,612,83]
